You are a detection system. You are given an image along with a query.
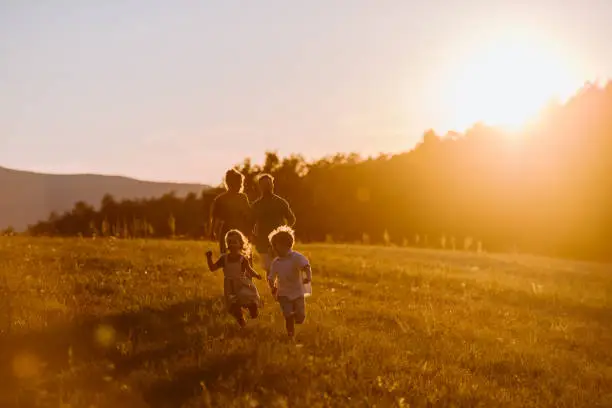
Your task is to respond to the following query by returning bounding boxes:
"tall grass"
[0,237,610,407]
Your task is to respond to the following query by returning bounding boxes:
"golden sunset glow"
[446,32,579,132]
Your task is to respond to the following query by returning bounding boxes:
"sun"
[446,32,578,132]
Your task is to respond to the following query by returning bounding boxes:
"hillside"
[0,166,210,231]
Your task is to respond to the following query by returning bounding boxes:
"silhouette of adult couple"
[209,169,296,275]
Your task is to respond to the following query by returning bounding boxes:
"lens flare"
[12,352,42,379]
[94,324,116,348]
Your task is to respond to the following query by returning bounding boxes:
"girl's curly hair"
[224,229,252,258]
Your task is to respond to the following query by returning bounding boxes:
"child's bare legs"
[246,302,259,319]
[279,296,306,338]
[230,304,246,327]
[285,315,295,337]
[294,297,306,324]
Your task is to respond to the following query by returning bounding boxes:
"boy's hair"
[268,225,295,248]
[225,229,252,258]
[224,169,244,193]
[256,173,274,183]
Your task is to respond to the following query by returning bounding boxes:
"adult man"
[251,173,296,274]
[209,169,251,253]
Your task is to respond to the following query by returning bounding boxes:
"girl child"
[206,229,263,327]
[267,225,312,339]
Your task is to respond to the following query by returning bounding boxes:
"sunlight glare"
[447,32,578,132]
[12,352,43,379]
[94,324,116,348]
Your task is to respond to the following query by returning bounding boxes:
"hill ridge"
[0,166,211,231]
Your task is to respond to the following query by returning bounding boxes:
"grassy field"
[0,237,611,407]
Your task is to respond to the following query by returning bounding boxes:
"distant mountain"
[0,166,211,231]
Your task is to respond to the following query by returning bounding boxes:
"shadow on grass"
[142,353,251,408]
[0,297,248,395]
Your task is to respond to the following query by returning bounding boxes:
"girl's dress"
[222,254,260,308]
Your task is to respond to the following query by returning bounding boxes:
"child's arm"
[242,257,262,280]
[302,264,312,284]
[268,261,278,289]
[206,251,224,272]
[296,253,312,284]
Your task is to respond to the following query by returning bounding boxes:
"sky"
[1,0,611,185]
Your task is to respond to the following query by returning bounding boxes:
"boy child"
[267,226,312,338]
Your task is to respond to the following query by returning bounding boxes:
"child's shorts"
[277,296,305,320]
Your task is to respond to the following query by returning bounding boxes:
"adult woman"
[209,169,251,253]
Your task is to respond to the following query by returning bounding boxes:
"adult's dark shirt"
[251,193,295,253]
[210,191,251,251]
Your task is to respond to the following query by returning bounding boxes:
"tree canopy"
[28,81,612,261]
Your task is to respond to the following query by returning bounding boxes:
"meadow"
[0,237,611,407]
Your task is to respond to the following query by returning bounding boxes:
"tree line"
[27,81,612,261]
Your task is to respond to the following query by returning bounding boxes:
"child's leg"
[285,315,295,337]
[278,297,295,337]
[294,297,306,324]
[246,302,259,318]
[230,303,246,327]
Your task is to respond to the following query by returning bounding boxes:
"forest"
[27,81,612,261]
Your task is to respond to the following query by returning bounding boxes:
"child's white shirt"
[268,250,311,300]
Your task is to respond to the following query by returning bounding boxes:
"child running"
[267,225,312,339]
[206,229,263,328]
